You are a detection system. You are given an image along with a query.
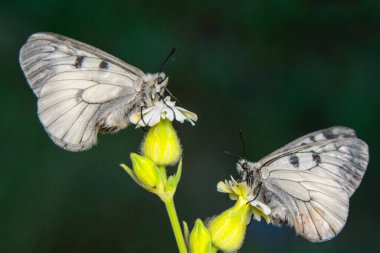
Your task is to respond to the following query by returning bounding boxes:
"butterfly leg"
[157,93,178,121]
[238,172,249,185]
[164,87,182,107]
[237,170,246,182]
[139,105,150,132]
[239,170,254,185]
[246,182,262,204]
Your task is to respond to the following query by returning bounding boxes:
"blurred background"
[1,0,379,252]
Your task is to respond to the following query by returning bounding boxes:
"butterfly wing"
[262,126,357,161]
[258,126,368,241]
[20,33,145,151]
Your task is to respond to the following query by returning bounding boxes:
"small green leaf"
[174,159,183,186]
[183,221,190,246]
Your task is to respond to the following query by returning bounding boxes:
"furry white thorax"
[101,72,168,131]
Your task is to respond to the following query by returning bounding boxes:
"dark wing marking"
[256,126,368,242]
[265,126,356,157]
[19,33,144,151]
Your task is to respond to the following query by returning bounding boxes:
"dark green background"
[1,0,379,252]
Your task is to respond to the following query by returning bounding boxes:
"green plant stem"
[159,165,167,185]
[164,198,188,253]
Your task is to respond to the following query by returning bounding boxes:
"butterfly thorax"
[98,72,169,133]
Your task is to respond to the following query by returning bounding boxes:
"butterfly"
[236,126,369,242]
[19,32,173,152]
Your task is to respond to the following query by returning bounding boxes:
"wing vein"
[62,104,89,140]
[39,97,80,114]
[80,105,100,143]
[311,201,345,222]
[40,88,82,98]
[294,201,305,234]
[309,190,348,207]
[46,102,82,128]
[309,202,337,235]
[40,69,135,85]
[31,36,143,76]
[304,202,322,240]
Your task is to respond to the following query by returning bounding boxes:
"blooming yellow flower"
[217,178,271,223]
[207,178,272,252]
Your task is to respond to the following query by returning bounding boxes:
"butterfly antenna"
[224,150,241,159]
[165,87,182,107]
[239,129,247,158]
[159,47,177,73]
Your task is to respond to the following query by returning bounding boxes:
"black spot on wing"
[312,152,321,166]
[74,56,85,68]
[322,129,335,139]
[99,60,108,69]
[322,127,356,140]
[289,154,299,168]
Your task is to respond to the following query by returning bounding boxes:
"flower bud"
[130,153,162,188]
[189,219,212,253]
[208,199,250,252]
[143,119,182,166]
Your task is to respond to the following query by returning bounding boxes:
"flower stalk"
[121,118,190,253]
[124,101,272,252]
[121,158,187,252]
[165,197,188,253]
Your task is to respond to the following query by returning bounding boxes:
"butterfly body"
[236,126,368,242]
[20,32,168,151]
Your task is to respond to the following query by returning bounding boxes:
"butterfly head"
[154,72,169,96]
[143,72,169,100]
[236,159,250,174]
[236,159,262,185]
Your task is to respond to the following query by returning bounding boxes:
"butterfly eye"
[242,162,249,171]
[157,76,164,84]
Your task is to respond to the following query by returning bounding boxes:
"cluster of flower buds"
[120,119,183,202]
[123,99,272,253]
[185,179,271,253]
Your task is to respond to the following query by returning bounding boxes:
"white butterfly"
[236,126,369,242]
[19,32,174,151]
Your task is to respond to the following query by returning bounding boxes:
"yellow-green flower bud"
[130,153,162,189]
[189,219,212,253]
[208,199,250,252]
[143,119,182,166]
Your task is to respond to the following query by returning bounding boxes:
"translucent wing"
[20,33,145,151]
[262,126,357,161]
[258,126,368,242]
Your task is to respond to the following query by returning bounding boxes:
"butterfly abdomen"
[260,188,290,226]
[97,99,143,133]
